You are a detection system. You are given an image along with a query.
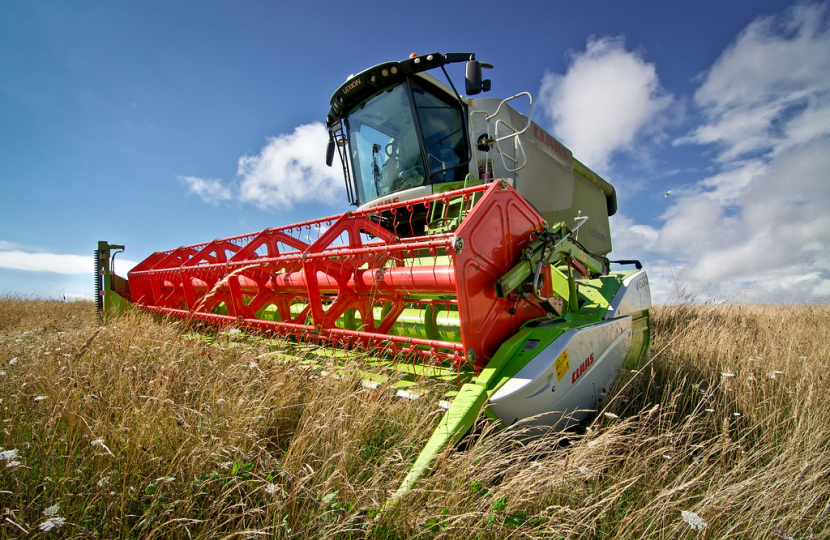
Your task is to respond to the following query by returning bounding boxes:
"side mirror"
[326,138,335,167]
[465,59,493,95]
[465,60,482,95]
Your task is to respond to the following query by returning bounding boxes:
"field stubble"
[0,297,827,539]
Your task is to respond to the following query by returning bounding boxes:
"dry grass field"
[0,297,827,539]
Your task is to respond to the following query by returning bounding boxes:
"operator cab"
[326,53,491,215]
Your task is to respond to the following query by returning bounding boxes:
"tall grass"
[0,297,827,538]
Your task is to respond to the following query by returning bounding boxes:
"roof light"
[410,53,418,58]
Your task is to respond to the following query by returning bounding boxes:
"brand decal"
[532,124,572,165]
[369,196,399,208]
[589,228,606,241]
[571,352,594,384]
[343,78,362,95]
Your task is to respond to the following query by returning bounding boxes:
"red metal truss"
[127,182,550,370]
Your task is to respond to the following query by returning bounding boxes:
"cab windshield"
[347,84,425,203]
[345,78,468,205]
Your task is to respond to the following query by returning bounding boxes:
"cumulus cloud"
[609,214,659,257]
[238,123,344,210]
[178,176,232,204]
[0,244,137,275]
[677,2,830,161]
[177,123,346,211]
[539,37,673,171]
[663,140,830,299]
[630,3,830,302]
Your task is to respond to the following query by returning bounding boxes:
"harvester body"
[97,52,651,499]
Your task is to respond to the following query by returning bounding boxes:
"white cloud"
[0,245,137,275]
[649,125,830,303]
[237,122,344,210]
[609,213,659,257]
[677,2,830,161]
[613,3,830,303]
[0,250,91,274]
[539,37,673,171]
[178,176,232,204]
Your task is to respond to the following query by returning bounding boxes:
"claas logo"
[572,353,594,384]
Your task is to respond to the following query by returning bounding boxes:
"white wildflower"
[0,371,5,376]
[39,516,66,532]
[681,510,707,530]
[91,438,114,456]
[663,454,672,460]
[603,412,619,419]
[6,460,21,468]
[34,396,47,401]
[9,358,17,366]
[733,412,741,417]
[43,504,60,517]
[720,372,735,378]
[705,409,715,413]
[265,483,280,495]
[0,449,19,461]
[97,476,109,488]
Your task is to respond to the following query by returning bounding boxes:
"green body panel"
[625,309,651,370]
[388,383,488,506]
[103,288,132,312]
[96,241,133,314]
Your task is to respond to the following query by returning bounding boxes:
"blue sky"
[1,0,828,303]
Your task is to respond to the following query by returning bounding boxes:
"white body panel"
[604,270,652,319]
[489,317,632,430]
[467,97,613,255]
[356,185,434,211]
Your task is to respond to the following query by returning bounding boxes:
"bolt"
[453,237,464,254]
[499,179,509,190]
[466,349,476,363]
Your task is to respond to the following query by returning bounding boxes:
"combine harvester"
[97,52,651,498]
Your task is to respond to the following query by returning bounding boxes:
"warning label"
[555,349,569,381]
